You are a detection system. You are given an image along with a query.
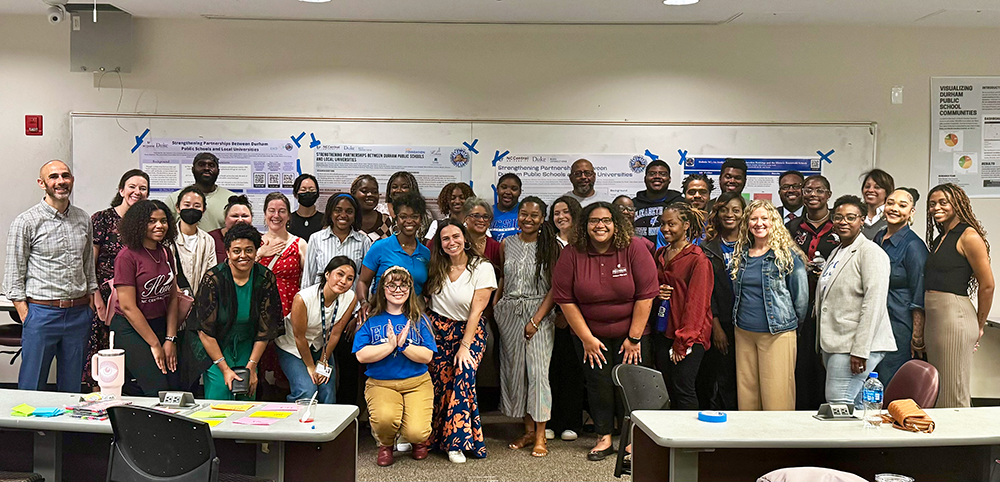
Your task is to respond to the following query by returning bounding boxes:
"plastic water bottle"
[862,372,883,428]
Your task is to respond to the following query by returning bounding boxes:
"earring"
[465,242,472,251]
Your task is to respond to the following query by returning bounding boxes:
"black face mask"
[179,208,203,225]
[297,191,320,208]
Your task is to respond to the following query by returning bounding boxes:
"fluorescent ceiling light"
[299,0,332,3]
[663,0,698,5]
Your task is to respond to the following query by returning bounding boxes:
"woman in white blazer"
[815,195,896,408]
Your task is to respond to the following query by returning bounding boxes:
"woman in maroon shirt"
[552,202,658,461]
[655,202,714,410]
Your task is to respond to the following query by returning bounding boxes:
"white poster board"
[930,76,1000,198]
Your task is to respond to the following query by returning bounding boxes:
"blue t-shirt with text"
[352,312,437,381]
[490,204,520,242]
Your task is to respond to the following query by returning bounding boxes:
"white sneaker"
[448,450,467,464]
[544,429,555,440]
[561,430,578,441]
[395,442,412,452]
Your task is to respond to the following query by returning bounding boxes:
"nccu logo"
[611,264,628,278]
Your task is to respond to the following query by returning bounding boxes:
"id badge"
[315,362,333,377]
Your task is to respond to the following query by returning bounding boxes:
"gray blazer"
[814,234,896,359]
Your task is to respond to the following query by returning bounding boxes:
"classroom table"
[0,389,359,482]
[630,407,1000,482]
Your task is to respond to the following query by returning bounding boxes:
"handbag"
[97,278,118,326]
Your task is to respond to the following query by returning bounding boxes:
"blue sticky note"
[31,407,64,417]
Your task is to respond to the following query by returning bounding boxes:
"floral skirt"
[426,310,487,458]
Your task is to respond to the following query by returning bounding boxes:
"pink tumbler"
[92,331,125,398]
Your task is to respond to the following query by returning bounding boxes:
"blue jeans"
[875,319,914,388]
[19,303,93,392]
[822,351,886,410]
[277,346,336,404]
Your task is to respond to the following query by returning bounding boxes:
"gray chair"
[611,364,670,478]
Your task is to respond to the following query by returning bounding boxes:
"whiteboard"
[70,113,876,216]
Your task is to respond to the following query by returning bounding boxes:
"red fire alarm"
[25,115,43,136]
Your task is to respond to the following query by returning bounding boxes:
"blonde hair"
[729,200,807,279]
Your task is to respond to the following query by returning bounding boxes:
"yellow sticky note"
[249,410,292,419]
[203,419,223,427]
[211,403,255,411]
[191,411,231,419]
[11,403,35,416]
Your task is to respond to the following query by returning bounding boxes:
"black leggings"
[548,326,585,433]
[653,336,706,411]
[110,314,180,396]
[573,333,653,436]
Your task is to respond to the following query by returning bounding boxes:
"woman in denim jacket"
[730,200,809,411]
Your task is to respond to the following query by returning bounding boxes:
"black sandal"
[587,445,616,461]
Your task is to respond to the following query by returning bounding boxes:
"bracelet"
[461,340,472,349]
[247,359,258,366]
[212,357,225,365]
[529,319,539,330]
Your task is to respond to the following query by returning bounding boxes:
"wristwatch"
[164,335,177,343]
[627,335,642,345]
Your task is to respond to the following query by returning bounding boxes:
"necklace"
[143,246,162,264]
[806,211,829,224]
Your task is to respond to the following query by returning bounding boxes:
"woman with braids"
[731,200,809,411]
[351,174,394,242]
[873,188,928,387]
[495,197,560,457]
[552,202,657,461]
[425,220,497,463]
[438,182,475,224]
[924,183,994,408]
[208,195,253,264]
[696,193,745,410]
[654,202,714,410]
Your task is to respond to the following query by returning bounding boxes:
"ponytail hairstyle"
[893,187,920,225]
[371,266,425,324]
[662,201,706,244]
[519,196,560,286]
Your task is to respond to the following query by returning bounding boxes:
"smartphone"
[231,367,251,395]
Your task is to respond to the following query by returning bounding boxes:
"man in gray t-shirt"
[563,158,612,207]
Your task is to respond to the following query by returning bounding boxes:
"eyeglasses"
[615,206,636,214]
[588,217,614,226]
[802,188,830,196]
[779,183,803,192]
[832,214,861,223]
[571,170,595,178]
[385,283,411,293]
[466,213,490,221]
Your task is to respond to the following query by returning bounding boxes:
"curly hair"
[706,192,746,242]
[519,196,560,285]
[832,194,867,217]
[118,199,177,250]
[322,193,362,231]
[682,173,716,194]
[571,202,634,252]
[224,222,262,250]
[110,169,150,207]
[426,220,486,295]
[371,266,426,324]
[926,183,990,293]
[730,200,807,280]
[386,171,420,203]
[391,191,427,223]
[662,201,706,243]
[437,182,475,217]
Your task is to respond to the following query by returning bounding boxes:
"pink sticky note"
[234,417,279,426]
[260,403,299,411]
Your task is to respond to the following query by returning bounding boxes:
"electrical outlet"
[72,15,80,31]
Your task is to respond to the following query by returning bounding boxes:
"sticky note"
[11,403,34,416]
[31,407,64,417]
[211,403,255,411]
[191,411,231,419]
[260,403,298,411]
[249,411,292,419]
[203,419,223,427]
[234,417,279,426]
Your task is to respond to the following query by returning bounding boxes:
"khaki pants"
[735,327,797,411]
[364,372,434,447]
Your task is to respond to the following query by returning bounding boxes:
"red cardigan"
[655,243,714,353]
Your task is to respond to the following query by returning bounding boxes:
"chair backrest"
[883,359,940,409]
[107,405,219,482]
[757,467,868,482]
[612,364,670,412]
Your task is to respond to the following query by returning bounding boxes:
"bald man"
[4,160,98,392]
[563,158,612,207]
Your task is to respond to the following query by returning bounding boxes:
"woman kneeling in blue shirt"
[354,266,437,467]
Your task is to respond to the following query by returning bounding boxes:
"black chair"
[611,364,670,478]
[0,472,44,482]
[106,406,273,482]
[0,313,24,365]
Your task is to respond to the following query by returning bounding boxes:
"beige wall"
[1,15,999,393]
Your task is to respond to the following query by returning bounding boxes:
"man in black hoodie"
[632,160,683,244]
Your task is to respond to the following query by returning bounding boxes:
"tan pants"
[364,372,434,447]
[735,327,797,411]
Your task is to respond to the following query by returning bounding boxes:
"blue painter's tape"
[131,128,150,153]
[677,149,688,166]
[644,149,660,161]
[818,149,835,164]
[469,180,473,189]
[697,411,727,423]
[309,133,321,149]
[492,150,510,167]
[291,132,306,148]
[296,159,302,175]
[491,184,498,205]
[463,139,480,155]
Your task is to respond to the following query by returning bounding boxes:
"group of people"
[3,153,993,467]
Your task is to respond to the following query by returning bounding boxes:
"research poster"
[494,153,650,206]
[139,138,298,230]
[313,143,472,214]
[930,77,1000,198]
[682,156,822,204]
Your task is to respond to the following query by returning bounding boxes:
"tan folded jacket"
[880,398,935,433]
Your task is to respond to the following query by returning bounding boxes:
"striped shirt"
[302,228,372,287]
[4,200,98,301]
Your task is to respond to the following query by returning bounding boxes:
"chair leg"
[614,416,632,477]
[2,348,21,365]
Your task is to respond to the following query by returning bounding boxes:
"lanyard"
[319,290,339,349]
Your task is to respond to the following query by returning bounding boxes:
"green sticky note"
[191,411,231,419]
[11,403,35,416]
